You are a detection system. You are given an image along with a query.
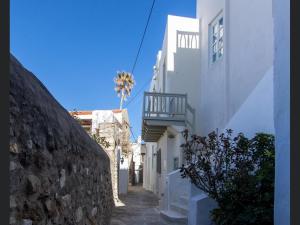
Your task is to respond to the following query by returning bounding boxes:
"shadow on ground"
[110,185,186,225]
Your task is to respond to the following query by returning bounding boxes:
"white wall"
[75,114,93,120]
[91,110,115,132]
[165,15,200,72]
[119,166,129,195]
[196,0,274,136]
[224,66,275,137]
[227,0,274,120]
[132,138,143,184]
[155,126,187,210]
[150,15,201,135]
[196,0,226,135]
[273,0,290,224]
[157,132,168,204]
[143,142,158,195]
[191,1,275,224]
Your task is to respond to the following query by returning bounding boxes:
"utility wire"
[124,76,152,108]
[124,0,156,120]
[130,0,156,75]
[124,0,157,108]
[129,126,137,142]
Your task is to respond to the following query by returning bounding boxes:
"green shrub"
[180,129,274,225]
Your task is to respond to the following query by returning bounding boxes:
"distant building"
[70,109,131,201]
[131,136,144,185]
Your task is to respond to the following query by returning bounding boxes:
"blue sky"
[10,0,195,141]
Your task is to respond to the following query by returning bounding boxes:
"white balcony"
[142,92,195,142]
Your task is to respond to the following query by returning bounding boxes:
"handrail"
[143,92,187,117]
[144,92,187,98]
[142,92,195,132]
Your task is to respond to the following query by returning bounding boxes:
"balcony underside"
[142,119,186,142]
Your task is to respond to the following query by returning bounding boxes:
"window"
[210,13,224,63]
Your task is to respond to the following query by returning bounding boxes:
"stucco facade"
[142,0,277,224]
[196,0,274,136]
[143,142,158,194]
[143,16,201,220]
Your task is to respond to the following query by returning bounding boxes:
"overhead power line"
[124,76,152,108]
[129,126,137,142]
[130,0,156,75]
[124,0,157,108]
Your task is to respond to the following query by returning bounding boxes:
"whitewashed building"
[70,109,131,201]
[143,142,158,194]
[131,136,144,185]
[142,15,199,223]
[142,0,276,224]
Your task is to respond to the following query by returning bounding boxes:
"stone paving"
[110,185,186,225]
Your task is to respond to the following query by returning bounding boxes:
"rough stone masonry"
[9,55,114,225]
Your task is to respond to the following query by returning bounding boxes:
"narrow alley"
[110,186,187,225]
[8,0,289,224]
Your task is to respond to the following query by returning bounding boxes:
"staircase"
[160,170,190,224]
[160,194,188,224]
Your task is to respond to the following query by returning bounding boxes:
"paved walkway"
[110,185,186,225]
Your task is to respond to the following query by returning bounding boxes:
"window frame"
[209,12,224,65]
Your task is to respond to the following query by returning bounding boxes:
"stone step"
[179,195,189,205]
[170,202,188,216]
[160,209,188,224]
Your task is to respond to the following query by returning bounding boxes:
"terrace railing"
[177,31,200,49]
[142,92,195,132]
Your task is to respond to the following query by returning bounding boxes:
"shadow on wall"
[169,39,201,132]
[167,43,201,97]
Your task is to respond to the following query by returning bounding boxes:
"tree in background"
[114,71,135,109]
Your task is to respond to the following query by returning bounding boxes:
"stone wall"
[96,121,120,201]
[9,55,114,225]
